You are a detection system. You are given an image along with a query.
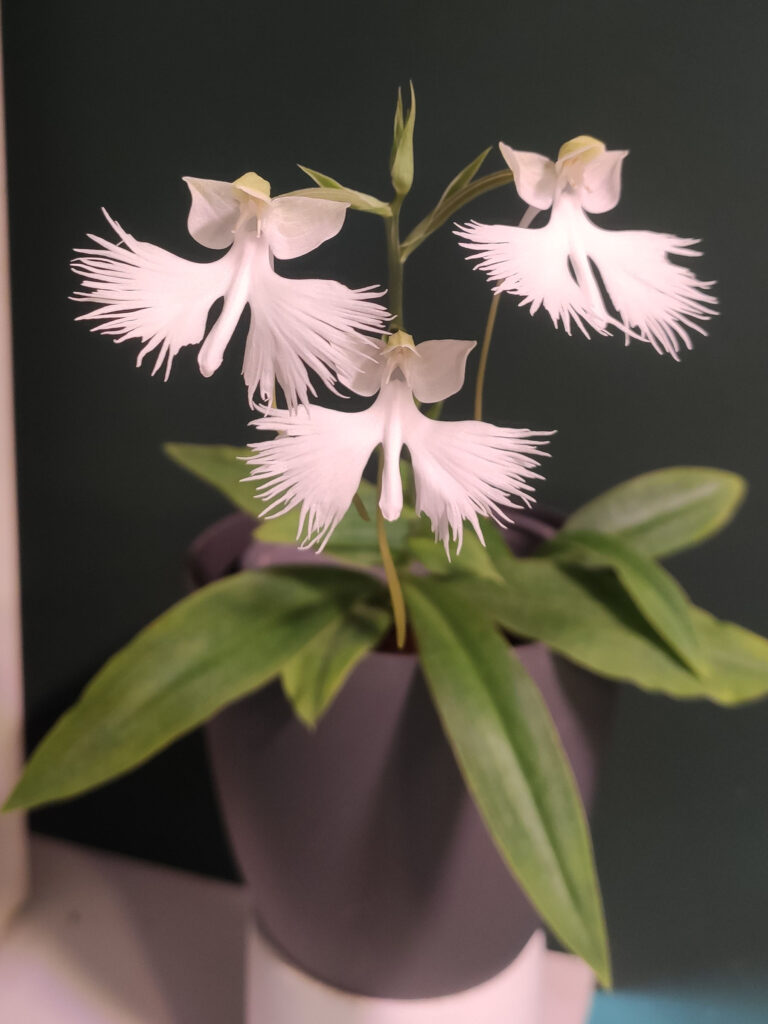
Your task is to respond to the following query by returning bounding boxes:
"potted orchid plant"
[5,87,767,1000]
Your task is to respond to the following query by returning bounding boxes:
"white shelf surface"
[0,836,594,1023]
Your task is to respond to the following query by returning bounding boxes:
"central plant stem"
[386,198,405,328]
[376,195,407,649]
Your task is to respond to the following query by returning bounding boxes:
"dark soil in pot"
[191,511,615,1000]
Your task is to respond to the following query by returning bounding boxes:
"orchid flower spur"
[245,332,552,554]
[456,136,717,358]
[71,173,389,407]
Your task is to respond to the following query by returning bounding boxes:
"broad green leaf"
[437,146,492,205]
[164,442,412,567]
[390,81,416,196]
[404,577,610,985]
[5,567,382,811]
[287,175,392,217]
[546,530,707,676]
[400,168,515,261]
[694,609,768,702]
[563,467,746,559]
[468,535,768,705]
[282,602,391,727]
[407,526,503,582]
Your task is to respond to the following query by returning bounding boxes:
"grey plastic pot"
[191,512,614,1000]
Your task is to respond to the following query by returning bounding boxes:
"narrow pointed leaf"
[5,567,382,811]
[404,577,611,985]
[390,81,416,196]
[563,467,746,558]
[400,169,515,261]
[297,165,347,190]
[437,146,492,205]
[282,603,391,727]
[288,170,392,217]
[546,529,708,676]
[475,530,768,705]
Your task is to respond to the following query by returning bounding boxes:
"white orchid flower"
[456,136,717,358]
[245,332,552,554]
[71,173,389,407]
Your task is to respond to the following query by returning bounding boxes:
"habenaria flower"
[457,136,717,357]
[71,173,389,407]
[246,332,552,553]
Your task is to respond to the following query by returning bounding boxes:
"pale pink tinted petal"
[578,213,718,357]
[456,217,596,337]
[71,210,235,379]
[246,402,384,551]
[183,177,240,249]
[580,150,628,214]
[242,263,389,408]
[405,339,476,403]
[266,197,348,260]
[337,338,388,397]
[499,143,557,210]
[399,399,552,555]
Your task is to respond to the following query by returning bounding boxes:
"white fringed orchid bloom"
[246,332,552,554]
[71,173,389,407]
[456,136,717,358]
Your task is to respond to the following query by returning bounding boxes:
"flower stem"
[377,456,407,649]
[386,196,405,328]
[377,195,408,648]
[474,291,500,420]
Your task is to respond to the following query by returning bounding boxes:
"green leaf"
[437,146,492,205]
[404,577,611,985]
[164,442,412,567]
[563,467,747,559]
[282,602,391,727]
[288,171,392,217]
[400,168,515,262]
[694,609,768,702]
[5,567,382,811]
[390,81,416,196]
[165,442,255,516]
[407,525,503,583]
[469,535,768,705]
[546,530,708,677]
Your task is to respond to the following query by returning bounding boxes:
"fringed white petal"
[246,402,384,551]
[458,196,717,356]
[456,217,597,338]
[396,392,552,555]
[71,210,235,379]
[241,266,389,408]
[576,211,718,357]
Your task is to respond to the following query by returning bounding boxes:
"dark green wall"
[5,0,768,988]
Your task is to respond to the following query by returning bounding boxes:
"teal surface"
[587,680,768,1022]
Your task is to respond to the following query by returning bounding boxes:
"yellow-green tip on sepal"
[234,172,271,199]
[557,135,606,164]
